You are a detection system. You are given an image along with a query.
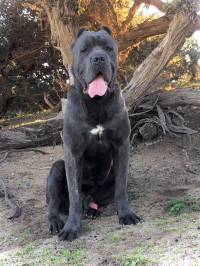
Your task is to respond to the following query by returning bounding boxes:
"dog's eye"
[81,48,88,53]
[106,47,113,52]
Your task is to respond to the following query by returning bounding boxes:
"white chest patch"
[90,125,104,137]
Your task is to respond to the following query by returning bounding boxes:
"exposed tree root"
[0,177,22,220]
[0,149,48,219]
[0,148,48,164]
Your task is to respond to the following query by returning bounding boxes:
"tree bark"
[0,119,63,150]
[1,87,200,150]
[43,91,55,110]
[143,87,200,108]
[124,12,196,110]
[118,14,172,51]
[43,0,79,83]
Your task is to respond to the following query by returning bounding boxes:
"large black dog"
[46,26,141,241]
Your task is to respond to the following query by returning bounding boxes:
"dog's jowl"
[46,26,141,241]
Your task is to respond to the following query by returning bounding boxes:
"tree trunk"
[143,87,200,109]
[0,87,200,150]
[43,0,79,83]
[0,119,63,150]
[124,12,196,111]
[42,2,198,110]
[0,97,16,115]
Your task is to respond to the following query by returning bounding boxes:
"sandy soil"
[0,107,200,265]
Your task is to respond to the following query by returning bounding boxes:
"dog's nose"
[91,54,106,64]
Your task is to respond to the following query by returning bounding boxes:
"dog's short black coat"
[46,26,141,241]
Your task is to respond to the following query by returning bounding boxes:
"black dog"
[46,26,141,241]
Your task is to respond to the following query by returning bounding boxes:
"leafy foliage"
[1,0,200,114]
[0,0,68,114]
[124,255,155,265]
[163,0,200,12]
[164,196,200,215]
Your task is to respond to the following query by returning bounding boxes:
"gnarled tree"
[39,0,200,103]
[1,0,200,149]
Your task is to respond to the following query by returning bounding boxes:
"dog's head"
[71,26,118,98]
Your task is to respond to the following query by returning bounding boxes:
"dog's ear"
[76,27,88,39]
[71,27,88,51]
[100,25,112,36]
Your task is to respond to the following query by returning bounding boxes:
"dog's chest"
[85,123,123,149]
[89,125,104,143]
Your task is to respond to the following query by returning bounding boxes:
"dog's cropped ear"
[71,27,88,51]
[100,25,112,36]
[76,27,88,39]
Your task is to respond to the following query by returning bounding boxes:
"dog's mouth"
[83,74,111,98]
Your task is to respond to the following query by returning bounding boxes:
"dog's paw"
[47,215,65,234]
[84,208,101,219]
[58,216,81,241]
[117,201,141,225]
[119,211,141,225]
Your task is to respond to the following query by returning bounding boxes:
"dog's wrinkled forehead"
[71,27,118,53]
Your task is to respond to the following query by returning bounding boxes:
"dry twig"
[0,177,22,220]
[0,148,48,164]
[0,148,48,219]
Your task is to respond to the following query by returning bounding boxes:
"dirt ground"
[0,107,200,265]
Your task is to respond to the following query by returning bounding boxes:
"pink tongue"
[88,75,108,98]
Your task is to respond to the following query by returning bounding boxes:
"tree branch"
[190,15,200,33]
[118,14,173,52]
[43,91,55,110]
[104,0,119,32]
[121,0,141,30]
[121,0,165,32]
[43,0,79,81]
[118,13,200,52]
[124,12,196,110]
[144,0,165,13]
[79,13,101,29]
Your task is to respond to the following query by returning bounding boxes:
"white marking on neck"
[90,125,104,137]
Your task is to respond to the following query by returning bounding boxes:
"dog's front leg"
[58,151,82,241]
[113,140,141,225]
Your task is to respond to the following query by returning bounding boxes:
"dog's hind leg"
[46,159,69,234]
[95,168,115,207]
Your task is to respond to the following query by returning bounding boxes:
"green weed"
[107,232,120,242]
[175,248,186,254]
[98,224,104,229]
[23,242,36,252]
[132,246,143,254]
[164,227,176,232]
[126,228,134,233]
[156,219,165,226]
[137,222,143,228]
[128,192,141,201]
[82,224,93,233]
[124,255,155,265]
[10,245,85,265]
[152,247,163,254]
[164,196,200,215]
[0,237,7,245]
[181,213,189,218]
[18,229,30,242]
[0,256,7,266]
[148,241,154,247]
